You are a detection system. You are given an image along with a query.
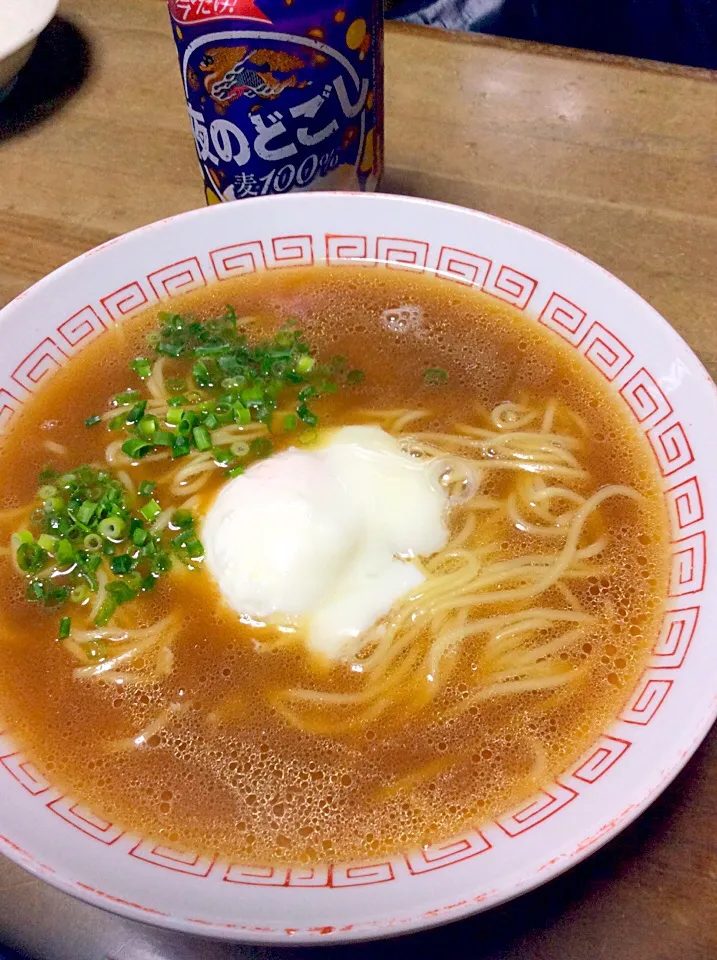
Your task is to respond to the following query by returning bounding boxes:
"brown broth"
[0,266,668,865]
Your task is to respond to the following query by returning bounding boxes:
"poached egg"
[203,426,449,659]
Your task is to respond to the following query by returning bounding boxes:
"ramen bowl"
[0,193,715,944]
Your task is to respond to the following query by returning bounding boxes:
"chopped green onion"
[106,581,138,603]
[125,400,147,424]
[84,415,102,428]
[94,599,117,627]
[123,570,143,592]
[77,500,98,525]
[132,526,149,546]
[232,404,251,426]
[109,415,126,431]
[241,385,264,406]
[85,638,108,660]
[185,538,204,559]
[121,438,152,460]
[296,355,315,375]
[139,500,161,523]
[192,360,211,387]
[227,465,245,479]
[424,367,449,385]
[171,510,194,529]
[111,554,134,575]
[138,480,156,497]
[83,533,103,552]
[230,440,250,458]
[283,414,297,432]
[193,426,212,451]
[213,447,234,465]
[299,429,318,445]
[115,390,140,406]
[347,369,365,385]
[70,583,90,604]
[158,341,182,358]
[37,534,57,553]
[58,617,72,640]
[138,415,157,438]
[214,403,233,424]
[296,403,318,427]
[153,429,175,447]
[172,436,191,459]
[250,437,273,459]
[221,376,246,390]
[130,357,152,379]
[98,515,126,540]
[153,553,172,573]
[38,484,57,499]
[56,539,75,565]
[166,406,183,426]
[16,542,47,573]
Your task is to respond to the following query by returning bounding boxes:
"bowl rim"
[0,0,59,63]
[1,192,716,944]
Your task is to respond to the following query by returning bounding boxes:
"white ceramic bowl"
[0,193,715,944]
[0,0,58,100]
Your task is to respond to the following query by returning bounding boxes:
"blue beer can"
[168,0,383,203]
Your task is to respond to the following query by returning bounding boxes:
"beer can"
[168,0,383,203]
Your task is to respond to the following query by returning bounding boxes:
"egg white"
[203,426,449,659]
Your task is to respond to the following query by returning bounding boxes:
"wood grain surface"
[0,3,716,959]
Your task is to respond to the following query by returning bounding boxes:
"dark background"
[387,0,717,69]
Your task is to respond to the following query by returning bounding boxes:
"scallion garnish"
[76,500,98,526]
[193,425,212,451]
[172,436,191,459]
[250,437,273,458]
[14,464,205,629]
[139,500,161,523]
[109,307,342,478]
[98,515,126,539]
[125,401,147,424]
[121,437,152,460]
[110,554,134,575]
[130,357,152,379]
[424,367,449,385]
[296,403,318,427]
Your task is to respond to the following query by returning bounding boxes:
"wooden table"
[1,4,716,959]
